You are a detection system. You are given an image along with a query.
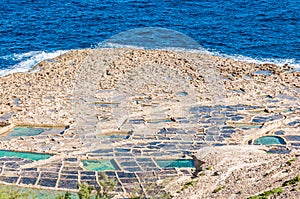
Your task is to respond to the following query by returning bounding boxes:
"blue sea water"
[0,0,299,75]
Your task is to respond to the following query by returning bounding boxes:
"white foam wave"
[210,52,300,71]
[98,42,146,50]
[0,50,68,76]
[98,42,209,53]
[99,42,299,70]
[2,46,298,77]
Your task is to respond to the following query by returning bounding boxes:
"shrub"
[96,172,116,199]
[56,192,72,199]
[182,181,197,191]
[212,186,225,193]
[0,186,35,199]
[78,183,94,199]
[247,187,283,199]
[286,158,295,166]
[283,175,300,186]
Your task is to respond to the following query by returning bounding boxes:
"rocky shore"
[0,48,299,198]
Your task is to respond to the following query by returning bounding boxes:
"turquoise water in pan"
[82,160,119,171]
[254,136,286,145]
[156,159,194,168]
[0,150,52,161]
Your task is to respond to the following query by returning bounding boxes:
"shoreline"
[1,47,299,78]
[0,48,299,198]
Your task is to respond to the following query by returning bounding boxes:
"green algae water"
[0,150,52,161]
[82,160,119,171]
[156,159,194,168]
[254,136,286,145]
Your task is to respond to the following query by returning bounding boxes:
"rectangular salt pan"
[0,150,52,161]
[82,160,119,171]
[155,159,194,168]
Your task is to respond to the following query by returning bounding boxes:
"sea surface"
[0,0,299,75]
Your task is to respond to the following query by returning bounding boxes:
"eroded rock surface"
[0,48,299,198]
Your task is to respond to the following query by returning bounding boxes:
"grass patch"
[247,187,283,199]
[206,166,212,170]
[286,158,295,166]
[212,186,225,193]
[291,187,298,191]
[182,181,197,190]
[283,175,300,186]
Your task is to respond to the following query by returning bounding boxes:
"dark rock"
[191,155,205,177]
[0,121,10,127]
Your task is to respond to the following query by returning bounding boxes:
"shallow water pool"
[0,150,52,161]
[2,127,65,139]
[156,159,194,168]
[82,160,119,171]
[9,127,46,136]
[254,136,286,145]
[235,123,262,129]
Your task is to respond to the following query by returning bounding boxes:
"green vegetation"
[247,187,284,199]
[0,186,35,199]
[286,158,295,166]
[182,181,197,191]
[128,188,144,199]
[97,172,116,199]
[206,166,212,170]
[78,172,171,199]
[77,172,117,199]
[126,176,172,199]
[212,186,225,193]
[282,175,300,187]
[0,171,174,199]
[0,186,73,199]
[177,181,197,193]
[55,192,72,199]
[0,185,77,199]
[78,183,94,199]
[176,180,197,193]
[291,187,298,191]
[142,182,172,199]
[128,183,172,199]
